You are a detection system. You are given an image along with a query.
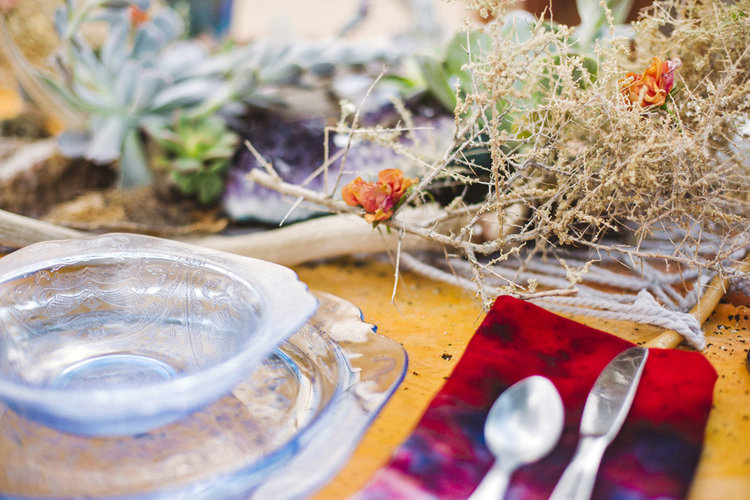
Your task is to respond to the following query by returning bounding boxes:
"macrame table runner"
[401,229,749,351]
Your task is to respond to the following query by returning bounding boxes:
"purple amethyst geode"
[222,110,454,225]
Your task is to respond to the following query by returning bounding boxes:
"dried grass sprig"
[249,0,749,302]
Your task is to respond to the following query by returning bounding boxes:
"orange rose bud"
[341,168,417,223]
[620,57,682,108]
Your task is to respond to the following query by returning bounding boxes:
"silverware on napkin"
[549,346,649,500]
[468,376,564,500]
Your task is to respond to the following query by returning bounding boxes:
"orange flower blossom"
[342,168,417,223]
[619,57,682,108]
[129,4,150,26]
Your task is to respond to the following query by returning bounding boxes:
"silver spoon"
[468,375,565,500]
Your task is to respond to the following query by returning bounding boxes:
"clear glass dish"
[0,233,318,436]
[0,292,407,499]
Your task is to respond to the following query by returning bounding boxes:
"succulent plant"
[41,0,259,187]
[145,113,238,205]
[392,0,635,116]
[33,0,408,195]
[374,2,634,200]
[574,0,635,50]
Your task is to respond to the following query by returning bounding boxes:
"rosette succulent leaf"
[145,113,238,205]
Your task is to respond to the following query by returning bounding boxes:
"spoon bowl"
[469,375,564,500]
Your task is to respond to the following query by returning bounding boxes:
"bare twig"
[243,140,281,180]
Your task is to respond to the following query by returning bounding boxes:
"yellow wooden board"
[294,259,750,500]
[295,259,484,497]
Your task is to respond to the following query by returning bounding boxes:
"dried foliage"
[252,0,750,303]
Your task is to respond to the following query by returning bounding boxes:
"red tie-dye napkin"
[356,296,716,500]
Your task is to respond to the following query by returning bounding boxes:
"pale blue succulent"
[46,0,258,187]
[42,0,408,190]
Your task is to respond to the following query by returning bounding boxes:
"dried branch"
[0,208,84,247]
[240,0,750,298]
[0,208,439,266]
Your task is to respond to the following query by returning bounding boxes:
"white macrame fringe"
[398,253,715,350]
[398,227,749,351]
[531,290,705,350]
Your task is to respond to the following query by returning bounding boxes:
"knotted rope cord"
[399,233,748,351]
[730,277,750,297]
[531,291,705,350]
[406,254,710,349]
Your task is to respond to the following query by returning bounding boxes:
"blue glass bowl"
[0,233,318,436]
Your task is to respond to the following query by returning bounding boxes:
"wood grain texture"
[688,303,750,500]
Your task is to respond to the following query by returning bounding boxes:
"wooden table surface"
[0,246,746,499]
[294,259,750,500]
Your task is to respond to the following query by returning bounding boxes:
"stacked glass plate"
[0,235,406,498]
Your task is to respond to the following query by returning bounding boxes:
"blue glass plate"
[0,292,407,499]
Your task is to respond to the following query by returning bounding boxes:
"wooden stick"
[0,208,84,247]
[645,256,750,349]
[0,207,439,266]
[178,214,440,266]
